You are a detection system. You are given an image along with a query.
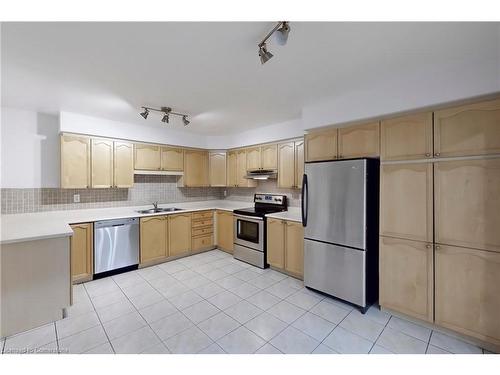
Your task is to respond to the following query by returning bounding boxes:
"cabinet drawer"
[192,235,214,251]
[192,218,213,228]
[193,226,213,236]
[193,211,213,220]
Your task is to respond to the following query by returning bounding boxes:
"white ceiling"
[2,22,499,134]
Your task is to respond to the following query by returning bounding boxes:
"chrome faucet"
[153,201,158,210]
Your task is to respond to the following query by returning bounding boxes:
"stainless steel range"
[233,194,287,268]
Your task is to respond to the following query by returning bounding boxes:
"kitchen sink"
[136,208,184,214]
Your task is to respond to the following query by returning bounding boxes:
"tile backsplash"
[1,176,301,214]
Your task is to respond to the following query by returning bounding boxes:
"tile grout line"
[54,322,60,354]
[425,330,434,354]
[367,311,393,354]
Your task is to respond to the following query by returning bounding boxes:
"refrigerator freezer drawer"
[304,239,366,307]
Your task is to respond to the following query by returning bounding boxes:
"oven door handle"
[233,214,264,222]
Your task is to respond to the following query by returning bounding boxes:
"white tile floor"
[0,249,493,354]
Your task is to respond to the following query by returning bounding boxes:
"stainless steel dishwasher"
[94,217,139,278]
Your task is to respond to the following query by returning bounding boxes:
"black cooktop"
[233,206,287,218]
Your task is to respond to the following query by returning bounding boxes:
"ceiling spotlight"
[182,116,190,126]
[259,44,274,65]
[161,114,169,123]
[140,108,149,119]
[274,22,290,45]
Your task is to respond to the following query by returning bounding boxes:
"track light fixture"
[258,21,290,64]
[139,106,190,126]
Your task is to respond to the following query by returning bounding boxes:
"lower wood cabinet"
[192,211,214,252]
[266,218,304,279]
[70,223,93,283]
[379,236,434,322]
[140,216,167,264]
[435,244,500,346]
[216,210,234,253]
[169,213,192,256]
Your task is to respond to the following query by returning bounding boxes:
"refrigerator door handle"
[301,173,308,227]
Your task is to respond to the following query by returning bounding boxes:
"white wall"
[59,111,209,148]
[1,107,60,188]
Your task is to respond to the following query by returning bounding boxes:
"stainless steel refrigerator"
[301,158,379,313]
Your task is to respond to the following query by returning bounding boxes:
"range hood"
[245,169,277,180]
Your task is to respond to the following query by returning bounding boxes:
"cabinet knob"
[426,244,431,249]
[425,153,431,157]
[339,154,343,158]
[435,245,441,250]
[434,153,440,157]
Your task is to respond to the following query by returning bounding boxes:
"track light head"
[259,44,273,64]
[182,115,190,126]
[161,114,169,123]
[274,22,290,46]
[140,108,149,119]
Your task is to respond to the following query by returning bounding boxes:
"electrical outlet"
[73,194,80,203]
[223,190,227,197]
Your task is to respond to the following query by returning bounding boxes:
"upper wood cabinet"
[114,141,134,188]
[246,147,262,171]
[70,223,93,283]
[381,112,433,161]
[379,236,434,322]
[216,210,233,254]
[134,143,161,170]
[266,218,305,279]
[261,144,278,170]
[295,140,304,189]
[435,158,500,253]
[285,221,304,279]
[183,150,209,187]
[338,122,380,159]
[305,129,338,162]
[278,142,295,189]
[161,147,184,171]
[434,98,500,158]
[140,216,167,264]
[267,218,285,269]
[227,151,238,187]
[435,244,500,345]
[236,149,257,187]
[380,163,433,243]
[209,152,227,187]
[169,213,192,256]
[61,135,91,188]
[91,139,114,188]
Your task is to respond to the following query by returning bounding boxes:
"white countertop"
[0,200,249,245]
[266,207,302,223]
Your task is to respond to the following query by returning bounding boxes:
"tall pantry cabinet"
[379,97,500,349]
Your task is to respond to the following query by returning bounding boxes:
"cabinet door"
[61,135,90,188]
[435,244,500,346]
[134,143,161,170]
[381,112,433,161]
[216,210,234,253]
[305,129,338,162]
[294,140,304,189]
[379,236,434,322]
[161,147,184,171]
[70,223,93,283]
[380,163,433,242]
[261,144,278,170]
[435,159,500,253]
[209,152,227,187]
[338,122,380,159]
[434,98,500,158]
[184,150,209,187]
[169,213,192,256]
[236,150,256,187]
[277,142,295,188]
[246,147,261,171]
[227,151,238,187]
[91,139,113,188]
[140,216,167,264]
[114,141,134,188]
[267,218,285,269]
[285,221,304,279]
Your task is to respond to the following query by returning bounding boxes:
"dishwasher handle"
[94,217,139,229]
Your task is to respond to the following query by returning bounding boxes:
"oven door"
[233,214,264,251]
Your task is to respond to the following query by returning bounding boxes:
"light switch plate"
[73,194,80,203]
